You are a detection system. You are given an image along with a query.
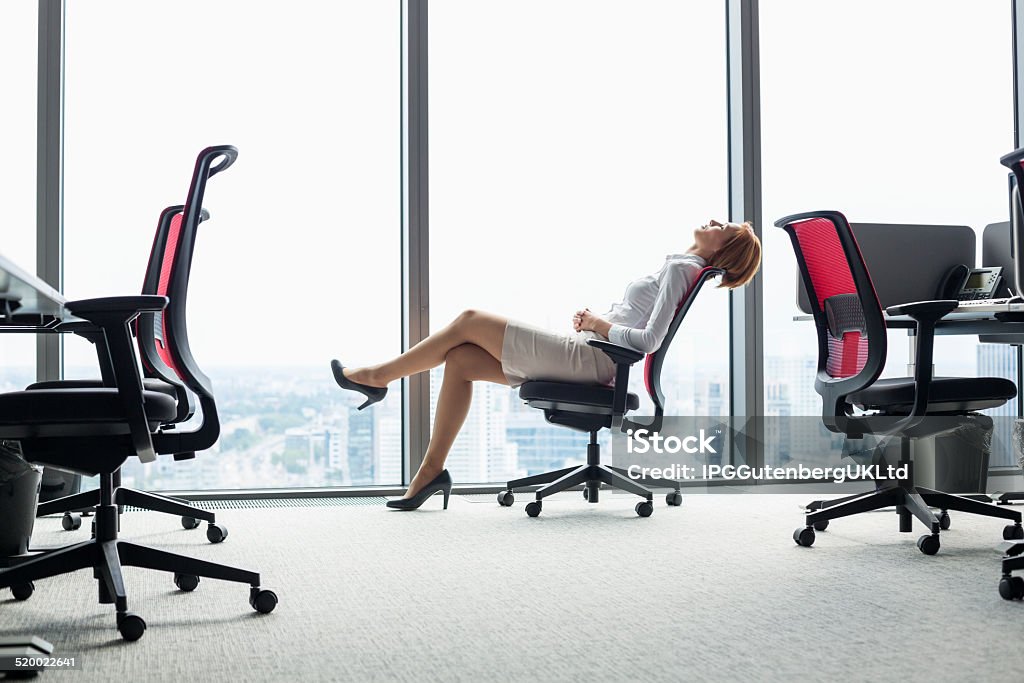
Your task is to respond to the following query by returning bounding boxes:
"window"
[63,1,402,489]
[429,0,730,482]
[0,1,38,391]
[760,1,1016,464]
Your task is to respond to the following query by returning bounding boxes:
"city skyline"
[3,340,1016,493]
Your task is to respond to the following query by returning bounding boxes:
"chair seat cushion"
[519,381,640,411]
[27,378,179,398]
[847,376,1017,414]
[0,388,178,425]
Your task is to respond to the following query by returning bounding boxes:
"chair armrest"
[586,339,642,429]
[880,301,957,431]
[66,295,168,318]
[62,295,168,464]
[885,299,957,321]
[587,339,644,365]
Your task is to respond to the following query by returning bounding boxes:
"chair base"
[0,474,274,641]
[500,431,682,517]
[37,482,218,538]
[508,463,663,502]
[796,484,1023,555]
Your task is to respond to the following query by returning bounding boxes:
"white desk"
[0,252,76,329]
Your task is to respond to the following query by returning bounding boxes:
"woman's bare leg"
[345,309,507,387]
[402,343,508,499]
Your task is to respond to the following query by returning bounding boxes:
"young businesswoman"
[332,220,761,509]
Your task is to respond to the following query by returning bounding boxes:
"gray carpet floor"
[2,491,1024,682]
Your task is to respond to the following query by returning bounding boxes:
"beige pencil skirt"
[500,319,618,388]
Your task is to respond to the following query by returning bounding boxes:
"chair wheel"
[635,501,654,517]
[497,491,514,506]
[666,492,683,506]
[174,573,200,592]
[11,582,34,601]
[582,487,590,501]
[1003,523,1024,540]
[917,534,940,555]
[812,519,829,532]
[206,523,228,543]
[250,589,278,614]
[939,512,951,531]
[181,516,200,530]
[61,512,82,531]
[117,612,147,641]
[999,575,1024,600]
[794,526,815,546]
[525,501,542,517]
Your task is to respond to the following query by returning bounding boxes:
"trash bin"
[914,414,993,495]
[0,440,43,557]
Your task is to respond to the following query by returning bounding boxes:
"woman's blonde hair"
[710,222,761,288]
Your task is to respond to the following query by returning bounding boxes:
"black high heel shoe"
[386,470,453,510]
[330,359,387,410]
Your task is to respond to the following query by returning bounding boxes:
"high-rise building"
[376,412,402,485]
[325,427,349,485]
[347,407,376,485]
[429,367,518,483]
[763,355,827,466]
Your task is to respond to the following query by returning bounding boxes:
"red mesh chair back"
[775,210,888,421]
[138,209,184,379]
[137,204,210,381]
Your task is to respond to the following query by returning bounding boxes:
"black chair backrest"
[147,145,238,456]
[774,210,888,428]
[642,266,725,421]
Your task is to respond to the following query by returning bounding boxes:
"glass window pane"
[63,1,402,489]
[0,1,38,389]
[430,0,729,483]
[760,1,1016,464]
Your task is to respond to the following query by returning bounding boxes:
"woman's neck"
[686,244,714,261]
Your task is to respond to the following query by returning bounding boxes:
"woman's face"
[693,219,747,253]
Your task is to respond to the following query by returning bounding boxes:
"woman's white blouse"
[604,253,707,355]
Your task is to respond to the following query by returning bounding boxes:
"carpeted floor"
[2,491,1023,682]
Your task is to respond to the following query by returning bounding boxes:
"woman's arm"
[600,265,692,354]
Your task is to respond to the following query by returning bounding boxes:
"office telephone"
[937,265,1003,301]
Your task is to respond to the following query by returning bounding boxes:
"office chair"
[0,148,277,641]
[776,210,1024,554]
[497,267,724,517]
[29,147,237,542]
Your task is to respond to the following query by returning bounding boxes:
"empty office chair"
[0,148,277,641]
[497,267,724,517]
[30,147,235,541]
[776,210,1023,554]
